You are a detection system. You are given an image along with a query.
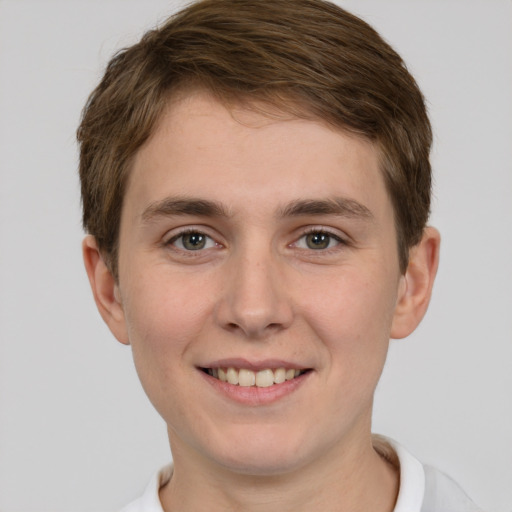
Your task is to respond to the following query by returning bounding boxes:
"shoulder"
[421,465,484,512]
[374,436,483,512]
[119,465,172,512]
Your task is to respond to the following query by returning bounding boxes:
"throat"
[161,435,400,512]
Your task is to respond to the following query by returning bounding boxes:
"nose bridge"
[217,236,292,338]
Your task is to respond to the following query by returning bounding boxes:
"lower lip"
[199,370,311,406]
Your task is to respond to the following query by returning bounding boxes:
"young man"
[78,0,482,510]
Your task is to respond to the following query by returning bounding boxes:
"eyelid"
[161,225,349,253]
[164,227,222,251]
[302,226,345,239]
[292,226,349,250]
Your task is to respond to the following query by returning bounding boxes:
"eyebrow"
[140,196,374,224]
[278,198,374,221]
[141,197,230,223]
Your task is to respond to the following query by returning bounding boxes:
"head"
[79,0,440,481]
[78,0,432,280]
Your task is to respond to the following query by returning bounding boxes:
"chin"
[204,428,314,476]
[217,451,307,477]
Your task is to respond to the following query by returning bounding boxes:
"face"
[113,91,408,475]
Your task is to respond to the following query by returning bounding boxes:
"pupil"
[184,233,205,250]
[307,233,329,249]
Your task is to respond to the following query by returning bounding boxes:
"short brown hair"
[77,0,432,278]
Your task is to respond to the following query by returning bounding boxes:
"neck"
[159,432,399,512]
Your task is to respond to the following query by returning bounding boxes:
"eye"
[295,230,342,250]
[169,231,217,251]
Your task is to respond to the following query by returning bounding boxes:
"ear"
[82,235,129,345]
[391,227,440,339]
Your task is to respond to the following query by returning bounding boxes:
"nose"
[214,248,294,340]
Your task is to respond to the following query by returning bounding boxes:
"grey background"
[0,1,511,511]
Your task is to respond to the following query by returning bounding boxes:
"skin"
[84,91,440,511]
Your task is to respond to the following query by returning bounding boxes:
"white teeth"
[274,367,286,384]
[238,369,256,387]
[285,369,295,381]
[208,366,305,387]
[226,367,239,385]
[255,369,274,388]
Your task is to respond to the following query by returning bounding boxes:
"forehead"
[121,90,394,235]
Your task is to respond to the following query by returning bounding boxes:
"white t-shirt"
[120,438,482,512]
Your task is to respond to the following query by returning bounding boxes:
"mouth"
[200,367,310,388]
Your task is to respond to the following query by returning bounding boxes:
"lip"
[199,357,307,372]
[197,362,312,406]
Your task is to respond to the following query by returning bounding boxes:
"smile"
[202,367,309,388]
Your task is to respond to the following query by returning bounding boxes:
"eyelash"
[165,227,347,254]
[165,229,219,253]
[293,228,347,251]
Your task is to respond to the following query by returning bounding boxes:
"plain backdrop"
[0,1,511,511]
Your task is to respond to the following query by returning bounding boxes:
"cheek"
[120,271,212,393]
[124,266,209,341]
[301,266,399,375]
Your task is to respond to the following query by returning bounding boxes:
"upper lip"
[199,358,308,371]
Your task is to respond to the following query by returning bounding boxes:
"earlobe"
[82,235,130,345]
[390,227,441,339]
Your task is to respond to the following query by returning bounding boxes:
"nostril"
[224,321,284,337]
